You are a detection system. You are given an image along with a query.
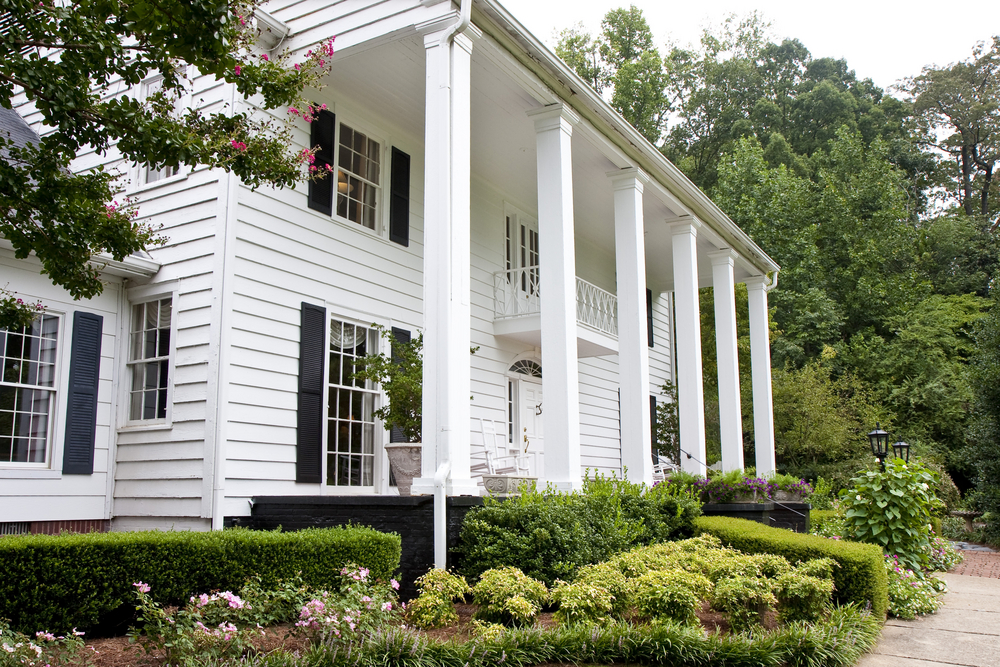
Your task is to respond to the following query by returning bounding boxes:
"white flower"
[856,495,862,501]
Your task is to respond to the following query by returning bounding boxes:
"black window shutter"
[297,302,327,483]
[646,288,654,347]
[388,327,411,443]
[389,148,410,247]
[308,110,336,215]
[62,311,103,474]
[650,395,658,462]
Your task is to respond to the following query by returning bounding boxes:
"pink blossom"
[288,107,299,116]
[319,59,325,67]
[390,579,400,590]
[133,582,150,594]
[35,632,56,642]
[260,54,269,61]
[294,63,301,71]
[234,65,242,76]
[382,602,392,612]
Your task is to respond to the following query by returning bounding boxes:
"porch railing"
[493,266,618,338]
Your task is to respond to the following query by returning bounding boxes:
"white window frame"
[322,310,387,495]
[131,71,191,192]
[0,311,64,471]
[326,110,390,240]
[119,284,178,431]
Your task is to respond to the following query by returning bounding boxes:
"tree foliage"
[0,0,334,327]
[905,37,1000,219]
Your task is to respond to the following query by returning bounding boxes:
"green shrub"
[458,474,701,586]
[694,516,888,618]
[572,562,631,617]
[471,567,548,626]
[775,570,835,623]
[631,569,712,625]
[550,580,615,625]
[0,526,401,633]
[404,569,471,630]
[711,576,777,633]
[404,594,459,630]
[840,459,939,571]
[794,557,836,580]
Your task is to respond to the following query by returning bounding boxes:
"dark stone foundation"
[226,495,484,599]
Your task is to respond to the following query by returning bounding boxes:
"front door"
[519,379,543,476]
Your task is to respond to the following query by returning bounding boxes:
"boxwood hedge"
[694,516,888,618]
[0,526,400,633]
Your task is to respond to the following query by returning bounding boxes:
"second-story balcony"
[492,266,619,357]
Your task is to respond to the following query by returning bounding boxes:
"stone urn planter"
[384,443,422,496]
[732,491,763,503]
[482,475,537,497]
[771,489,805,502]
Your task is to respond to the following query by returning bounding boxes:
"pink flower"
[294,63,301,71]
[319,59,325,67]
[288,107,299,116]
[382,602,392,612]
[133,582,150,593]
[390,579,400,590]
[234,65,242,76]
[260,54,269,61]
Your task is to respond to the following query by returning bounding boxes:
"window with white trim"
[127,298,171,421]
[327,318,380,486]
[0,314,59,464]
[140,75,180,184]
[336,124,381,229]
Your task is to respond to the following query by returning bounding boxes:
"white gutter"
[0,239,161,280]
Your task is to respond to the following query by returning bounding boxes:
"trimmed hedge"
[694,516,888,619]
[0,526,400,633]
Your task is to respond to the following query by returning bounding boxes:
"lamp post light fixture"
[892,441,911,464]
[868,424,890,471]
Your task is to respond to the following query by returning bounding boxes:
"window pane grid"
[327,319,378,487]
[0,314,58,464]
[128,298,171,421]
[336,124,380,230]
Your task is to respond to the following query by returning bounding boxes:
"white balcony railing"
[493,266,618,338]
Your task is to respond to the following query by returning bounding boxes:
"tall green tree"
[906,37,1000,219]
[969,288,1000,541]
[0,0,333,328]
[555,5,669,143]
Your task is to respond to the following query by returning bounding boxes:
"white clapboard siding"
[0,250,121,523]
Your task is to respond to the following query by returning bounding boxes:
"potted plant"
[767,473,813,502]
[352,326,423,495]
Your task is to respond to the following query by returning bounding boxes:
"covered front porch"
[322,4,780,497]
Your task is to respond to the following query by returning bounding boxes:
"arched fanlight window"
[508,359,542,378]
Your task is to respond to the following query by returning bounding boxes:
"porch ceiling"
[323,33,760,296]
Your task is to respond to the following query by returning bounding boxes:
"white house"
[1,0,779,535]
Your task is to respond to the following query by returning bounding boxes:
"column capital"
[745,275,771,290]
[708,248,739,267]
[527,103,580,133]
[666,215,702,236]
[606,167,649,192]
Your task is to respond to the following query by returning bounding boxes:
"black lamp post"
[868,424,890,471]
[892,441,911,464]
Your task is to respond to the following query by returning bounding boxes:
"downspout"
[431,0,470,571]
[434,461,452,568]
[764,270,779,292]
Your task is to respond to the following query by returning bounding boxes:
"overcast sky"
[497,0,1000,93]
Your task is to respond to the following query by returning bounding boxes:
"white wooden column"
[670,219,707,475]
[746,276,776,476]
[609,168,652,485]
[709,249,744,472]
[528,104,582,491]
[412,26,480,496]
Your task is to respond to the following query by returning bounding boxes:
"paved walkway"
[858,562,1000,667]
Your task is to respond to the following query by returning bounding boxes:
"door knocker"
[535,403,543,416]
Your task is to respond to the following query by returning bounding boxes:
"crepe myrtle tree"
[0,0,335,329]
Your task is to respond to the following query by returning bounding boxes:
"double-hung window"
[307,110,411,246]
[326,318,379,487]
[0,315,59,464]
[127,298,171,421]
[139,75,182,185]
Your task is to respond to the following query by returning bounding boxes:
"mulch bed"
[949,549,1000,578]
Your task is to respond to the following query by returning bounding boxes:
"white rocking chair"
[470,418,529,477]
